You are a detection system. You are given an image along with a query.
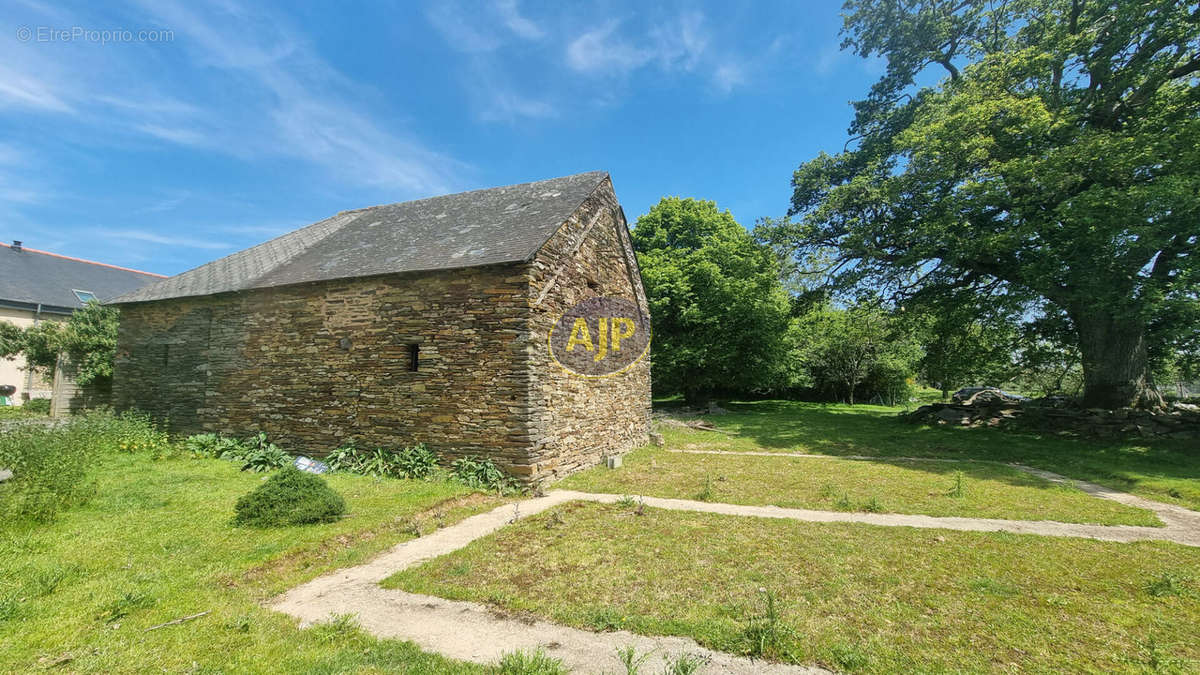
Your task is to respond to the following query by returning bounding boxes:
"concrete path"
[667,449,1200,544]
[272,479,1199,674]
[272,491,829,674]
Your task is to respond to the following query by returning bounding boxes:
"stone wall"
[903,395,1200,440]
[113,177,652,482]
[522,177,652,480]
[114,263,534,469]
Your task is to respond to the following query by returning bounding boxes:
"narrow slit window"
[409,343,419,372]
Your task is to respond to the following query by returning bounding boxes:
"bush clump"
[0,410,168,521]
[233,466,346,527]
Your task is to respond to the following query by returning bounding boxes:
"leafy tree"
[58,301,120,386]
[917,301,1018,398]
[794,301,922,404]
[633,198,793,405]
[0,301,120,387]
[788,0,1200,408]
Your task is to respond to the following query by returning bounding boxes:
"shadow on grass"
[658,399,1200,508]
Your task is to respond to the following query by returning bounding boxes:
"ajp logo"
[548,296,650,378]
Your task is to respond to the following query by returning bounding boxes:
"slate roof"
[0,243,165,313]
[110,171,611,304]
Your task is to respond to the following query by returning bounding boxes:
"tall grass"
[0,411,166,522]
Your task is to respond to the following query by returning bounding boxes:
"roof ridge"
[0,242,166,278]
[109,171,615,304]
[336,171,610,216]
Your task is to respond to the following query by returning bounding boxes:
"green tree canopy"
[788,0,1200,408]
[632,197,793,405]
[0,301,120,387]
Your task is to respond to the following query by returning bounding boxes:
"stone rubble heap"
[902,390,1200,440]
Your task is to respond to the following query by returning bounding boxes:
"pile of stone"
[902,391,1200,440]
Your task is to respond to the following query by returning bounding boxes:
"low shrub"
[326,443,439,479]
[233,466,346,527]
[0,410,166,521]
[450,455,521,494]
[183,431,291,471]
[22,398,50,415]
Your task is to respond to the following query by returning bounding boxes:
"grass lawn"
[601,400,1200,511]
[558,446,1161,526]
[386,501,1200,674]
[0,452,507,673]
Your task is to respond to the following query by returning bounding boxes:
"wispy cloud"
[136,0,465,195]
[0,0,466,196]
[566,20,651,75]
[101,228,233,250]
[426,0,543,52]
[564,12,743,95]
[712,63,745,94]
[494,0,543,40]
[0,64,73,112]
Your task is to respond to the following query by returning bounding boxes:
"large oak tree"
[789,0,1199,408]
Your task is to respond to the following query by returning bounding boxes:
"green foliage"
[788,0,1200,408]
[326,442,440,479]
[20,399,50,415]
[450,455,521,494]
[792,302,921,404]
[915,301,1019,396]
[739,588,795,661]
[182,432,290,471]
[0,301,119,387]
[232,466,346,527]
[60,301,120,386]
[632,197,793,404]
[495,648,567,675]
[0,410,166,521]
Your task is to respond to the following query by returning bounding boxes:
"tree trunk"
[683,385,710,408]
[1073,312,1161,409]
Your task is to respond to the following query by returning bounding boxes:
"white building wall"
[0,306,59,406]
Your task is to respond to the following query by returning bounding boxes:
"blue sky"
[0,0,883,276]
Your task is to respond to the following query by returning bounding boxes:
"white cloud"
[648,11,708,71]
[100,228,234,250]
[478,88,556,123]
[494,0,543,40]
[129,0,465,195]
[564,12,743,95]
[566,20,652,75]
[0,64,73,112]
[426,0,543,52]
[712,63,745,94]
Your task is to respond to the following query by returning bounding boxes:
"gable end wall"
[521,178,652,481]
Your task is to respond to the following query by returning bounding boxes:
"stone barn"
[110,172,651,482]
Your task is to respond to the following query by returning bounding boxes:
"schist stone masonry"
[110,172,652,482]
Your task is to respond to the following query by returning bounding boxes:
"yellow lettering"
[611,317,635,351]
[566,318,592,352]
[595,317,608,361]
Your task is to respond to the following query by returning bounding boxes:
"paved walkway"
[272,491,829,674]
[667,449,1200,545]
[273,478,1200,674]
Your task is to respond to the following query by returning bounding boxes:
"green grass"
[559,446,1161,525]
[615,400,1200,510]
[0,452,506,673]
[386,501,1200,673]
